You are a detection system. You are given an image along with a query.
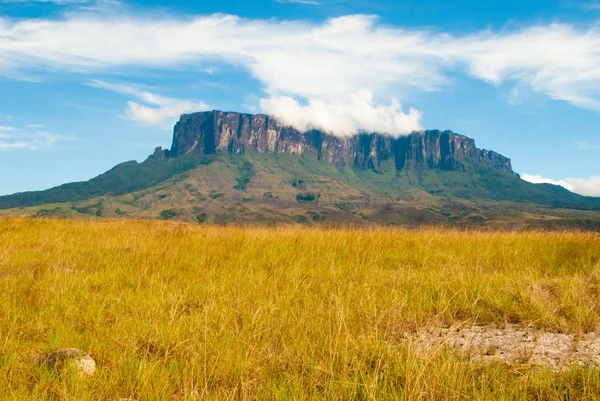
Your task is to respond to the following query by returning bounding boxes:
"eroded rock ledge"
[165,110,514,174]
[412,324,600,371]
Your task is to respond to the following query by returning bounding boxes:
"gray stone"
[42,348,96,376]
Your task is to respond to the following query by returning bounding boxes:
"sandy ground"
[411,324,600,371]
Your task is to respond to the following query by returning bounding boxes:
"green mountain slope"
[1,152,600,229]
[0,154,213,209]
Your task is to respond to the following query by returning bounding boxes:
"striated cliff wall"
[165,110,513,174]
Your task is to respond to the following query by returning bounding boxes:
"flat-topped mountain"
[163,111,513,174]
[1,110,599,229]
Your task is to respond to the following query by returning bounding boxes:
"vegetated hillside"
[1,218,599,399]
[1,152,600,229]
[1,110,599,228]
[0,153,213,208]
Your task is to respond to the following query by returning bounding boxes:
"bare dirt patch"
[412,324,600,371]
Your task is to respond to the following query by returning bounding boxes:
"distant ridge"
[1,110,599,229]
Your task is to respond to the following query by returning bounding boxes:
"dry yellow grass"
[1,218,599,400]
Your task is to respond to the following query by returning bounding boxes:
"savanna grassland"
[1,218,600,400]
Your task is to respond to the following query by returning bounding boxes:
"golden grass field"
[1,218,600,400]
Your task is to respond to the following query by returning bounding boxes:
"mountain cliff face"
[166,110,514,174]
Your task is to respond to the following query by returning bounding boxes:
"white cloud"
[275,0,321,5]
[0,129,74,151]
[0,141,30,150]
[125,100,208,125]
[453,24,600,110]
[260,90,422,136]
[30,131,75,147]
[88,80,209,125]
[2,12,600,133]
[0,0,90,4]
[580,2,600,10]
[575,141,600,150]
[0,124,74,150]
[522,173,600,197]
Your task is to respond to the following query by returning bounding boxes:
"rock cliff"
[166,110,513,174]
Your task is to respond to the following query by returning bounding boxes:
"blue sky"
[1,0,600,196]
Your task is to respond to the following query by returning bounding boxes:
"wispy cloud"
[575,140,600,150]
[0,0,90,4]
[275,0,322,5]
[579,1,600,10]
[0,126,75,151]
[0,142,30,150]
[2,13,600,134]
[521,173,600,197]
[88,80,209,125]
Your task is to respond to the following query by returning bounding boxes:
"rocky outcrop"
[168,110,514,174]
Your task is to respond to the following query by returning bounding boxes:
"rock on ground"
[42,348,96,376]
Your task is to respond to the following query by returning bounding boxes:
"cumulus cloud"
[88,80,209,125]
[2,12,600,133]
[521,173,600,197]
[261,90,422,136]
